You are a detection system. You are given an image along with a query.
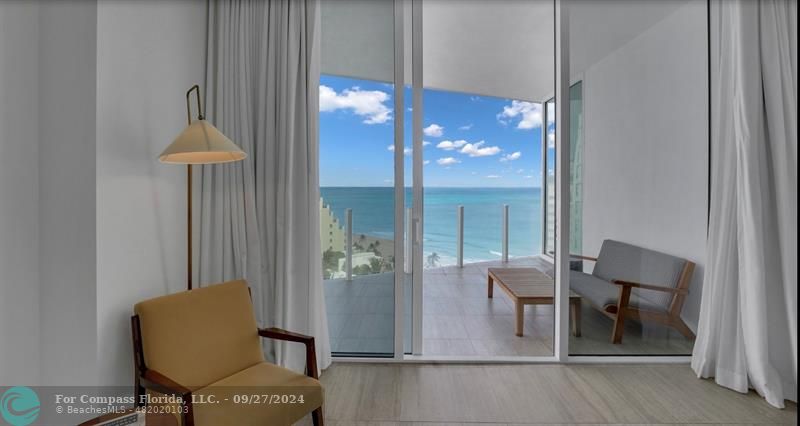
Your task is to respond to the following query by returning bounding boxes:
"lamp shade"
[159,120,246,164]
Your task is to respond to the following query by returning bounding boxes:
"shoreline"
[352,234,394,259]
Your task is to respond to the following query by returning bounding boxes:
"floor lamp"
[159,84,246,290]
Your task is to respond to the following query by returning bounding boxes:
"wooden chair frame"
[131,317,324,426]
[572,255,696,344]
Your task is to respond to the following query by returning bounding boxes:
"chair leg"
[312,406,324,426]
[611,286,631,344]
[672,318,696,340]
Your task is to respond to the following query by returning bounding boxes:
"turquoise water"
[321,187,542,265]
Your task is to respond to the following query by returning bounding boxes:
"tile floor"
[324,256,694,357]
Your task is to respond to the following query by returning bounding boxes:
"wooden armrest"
[259,327,319,379]
[570,254,598,261]
[259,327,314,344]
[611,279,687,294]
[139,369,195,426]
[140,369,192,398]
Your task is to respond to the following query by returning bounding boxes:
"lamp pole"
[185,85,203,290]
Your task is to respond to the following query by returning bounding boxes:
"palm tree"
[426,252,440,268]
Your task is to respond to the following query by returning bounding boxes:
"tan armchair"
[131,280,324,426]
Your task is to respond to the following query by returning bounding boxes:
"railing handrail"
[338,203,511,274]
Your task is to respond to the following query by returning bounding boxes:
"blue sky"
[319,74,543,188]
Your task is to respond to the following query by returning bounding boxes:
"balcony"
[325,253,695,357]
[323,198,695,357]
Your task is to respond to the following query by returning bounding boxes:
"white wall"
[95,0,207,386]
[0,0,206,388]
[579,2,708,330]
[0,0,41,385]
[38,0,99,386]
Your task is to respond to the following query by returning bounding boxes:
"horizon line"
[320,185,542,189]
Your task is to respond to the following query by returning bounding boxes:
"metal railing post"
[345,208,353,281]
[502,204,509,263]
[457,205,464,267]
[405,207,412,273]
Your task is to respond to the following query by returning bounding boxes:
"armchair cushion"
[133,280,264,389]
[193,362,323,426]
[571,271,666,313]
[592,240,686,310]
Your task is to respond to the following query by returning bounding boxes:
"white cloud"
[458,123,473,131]
[497,101,542,130]
[423,160,430,165]
[500,151,522,162]
[422,141,431,146]
[516,169,524,174]
[524,175,534,179]
[486,175,501,179]
[460,141,501,157]
[436,140,467,151]
[437,157,460,166]
[319,85,392,124]
[423,123,444,137]
[547,132,555,148]
[387,145,412,156]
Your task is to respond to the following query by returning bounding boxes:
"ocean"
[320,187,542,266]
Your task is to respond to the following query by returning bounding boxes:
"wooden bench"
[487,267,582,337]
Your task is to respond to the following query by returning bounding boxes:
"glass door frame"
[392,0,407,360]
[409,0,424,356]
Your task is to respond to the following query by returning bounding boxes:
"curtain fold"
[692,0,796,408]
[199,0,331,372]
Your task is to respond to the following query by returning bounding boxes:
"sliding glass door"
[319,0,398,357]
[410,0,556,357]
[319,0,558,359]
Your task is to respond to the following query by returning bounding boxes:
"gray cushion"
[592,240,686,310]
[570,271,665,312]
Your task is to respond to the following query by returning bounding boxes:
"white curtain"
[198,0,331,372]
[692,0,796,408]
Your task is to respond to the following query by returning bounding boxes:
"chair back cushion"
[592,240,687,310]
[134,280,264,389]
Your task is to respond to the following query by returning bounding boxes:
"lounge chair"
[570,240,695,344]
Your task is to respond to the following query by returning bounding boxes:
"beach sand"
[353,234,395,259]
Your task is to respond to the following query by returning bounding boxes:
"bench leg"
[570,298,582,337]
[487,275,494,298]
[515,300,524,337]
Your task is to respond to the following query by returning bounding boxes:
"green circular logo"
[1,387,40,426]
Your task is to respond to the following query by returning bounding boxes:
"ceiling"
[322,0,690,102]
